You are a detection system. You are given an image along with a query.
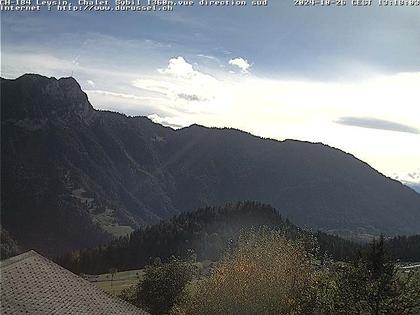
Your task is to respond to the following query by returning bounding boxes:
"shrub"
[134,258,196,315]
[174,228,320,315]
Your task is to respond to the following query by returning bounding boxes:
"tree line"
[56,201,360,274]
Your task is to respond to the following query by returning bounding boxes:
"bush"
[134,257,196,315]
[174,228,322,315]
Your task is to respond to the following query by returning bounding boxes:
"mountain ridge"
[2,74,420,256]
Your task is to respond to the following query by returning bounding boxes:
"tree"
[0,229,21,259]
[174,228,322,315]
[109,268,118,294]
[135,258,196,315]
[337,235,420,315]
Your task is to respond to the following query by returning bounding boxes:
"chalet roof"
[0,250,148,315]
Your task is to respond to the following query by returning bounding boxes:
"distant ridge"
[2,74,420,255]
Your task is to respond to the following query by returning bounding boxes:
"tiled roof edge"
[0,250,40,268]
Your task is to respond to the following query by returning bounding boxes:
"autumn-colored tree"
[173,228,321,315]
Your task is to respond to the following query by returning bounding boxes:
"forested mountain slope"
[2,74,420,255]
[57,202,359,274]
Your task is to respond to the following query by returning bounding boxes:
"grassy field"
[72,188,134,238]
[87,269,144,296]
[88,261,216,296]
[91,207,134,238]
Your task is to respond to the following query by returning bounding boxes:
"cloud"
[229,57,251,73]
[197,54,219,62]
[131,79,176,96]
[177,93,207,102]
[148,113,190,129]
[336,117,419,134]
[395,169,420,183]
[1,51,76,79]
[86,80,95,87]
[133,57,220,106]
[158,56,195,78]
[85,89,163,102]
[393,168,420,194]
[84,89,170,118]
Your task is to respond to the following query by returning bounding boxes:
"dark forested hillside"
[2,74,420,256]
[386,235,420,262]
[57,202,360,274]
[0,228,22,259]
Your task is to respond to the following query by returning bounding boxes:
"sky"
[1,2,419,187]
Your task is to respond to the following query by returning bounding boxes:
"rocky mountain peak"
[1,74,94,122]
